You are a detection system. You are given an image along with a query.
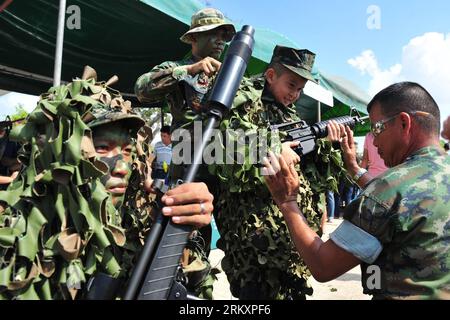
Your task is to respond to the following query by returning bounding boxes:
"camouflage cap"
[270,45,317,83]
[86,106,145,135]
[180,8,236,44]
[77,66,145,133]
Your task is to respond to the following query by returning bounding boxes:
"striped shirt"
[154,141,172,170]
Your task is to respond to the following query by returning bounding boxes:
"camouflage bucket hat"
[270,45,317,83]
[180,8,236,44]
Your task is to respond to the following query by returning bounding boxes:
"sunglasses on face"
[370,114,399,137]
[370,111,431,138]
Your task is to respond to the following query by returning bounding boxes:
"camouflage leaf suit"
[0,69,156,299]
[210,75,346,300]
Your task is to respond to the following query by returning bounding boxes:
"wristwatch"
[352,168,368,182]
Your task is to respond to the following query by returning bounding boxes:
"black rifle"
[0,116,26,133]
[271,111,369,157]
[120,25,255,300]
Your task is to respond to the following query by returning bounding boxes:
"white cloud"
[401,32,450,121]
[348,50,403,97]
[348,32,450,125]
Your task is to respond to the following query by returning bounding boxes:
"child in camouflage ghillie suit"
[209,46,347,300]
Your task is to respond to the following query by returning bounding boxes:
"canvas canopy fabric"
[0,0,197,98]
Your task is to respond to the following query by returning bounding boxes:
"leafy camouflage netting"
[0,67,153,299]
[210,76,348,299]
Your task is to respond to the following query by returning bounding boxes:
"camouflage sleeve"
[342,178,397,245]
[134,61,188,104]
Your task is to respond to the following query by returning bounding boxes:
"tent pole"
[316,78,321,122]
[53,0,66,86]
[317,101,321,122]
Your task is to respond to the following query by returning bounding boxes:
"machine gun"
[116,25,255,300]
[271,110,369,157]
[0,116,26,135]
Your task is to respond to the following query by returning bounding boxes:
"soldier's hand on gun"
[263,151,299,206]
[161,182,213,228]
[326,120,347,143]
[281,141,301,166]
[442,116,450,140]
[187,57,222,77]
[10,171,18,181]
[339,126,360,174]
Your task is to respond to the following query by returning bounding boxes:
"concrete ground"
[209,249,237,300]
[209,219,371,300]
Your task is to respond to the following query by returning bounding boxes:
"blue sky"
[203,0,450,125]
[0,92,39,119]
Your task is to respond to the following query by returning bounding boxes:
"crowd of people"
[0,7,449,300]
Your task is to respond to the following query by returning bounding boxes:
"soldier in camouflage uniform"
[265,81,450,299]
[134,8,236,294]
[210,45,347,299]
[0,67,214,299]
[134,7,235,132]
[135,8,236,186]
[134,8,236,185]
[87,79,216,299]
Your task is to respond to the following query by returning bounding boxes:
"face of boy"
[93,123,133,208]
[266,68,307,107]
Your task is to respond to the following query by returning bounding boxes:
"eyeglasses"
[370,111,431,137]
[370,114,399,137]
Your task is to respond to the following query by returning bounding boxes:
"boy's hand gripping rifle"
[271,110,369,157]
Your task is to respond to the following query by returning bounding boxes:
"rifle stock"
[122,25,255,300]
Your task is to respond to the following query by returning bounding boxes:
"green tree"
[10,104,28,122]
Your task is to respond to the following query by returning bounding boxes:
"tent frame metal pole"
[317,101,321,122]
[316,78,321,122]
[53,0,66,86]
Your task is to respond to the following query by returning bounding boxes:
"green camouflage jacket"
[344,146,450,299]
[135,57,213,130]
[135,59,218,297]
[209,75,345,299]
[135,57,217,183]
